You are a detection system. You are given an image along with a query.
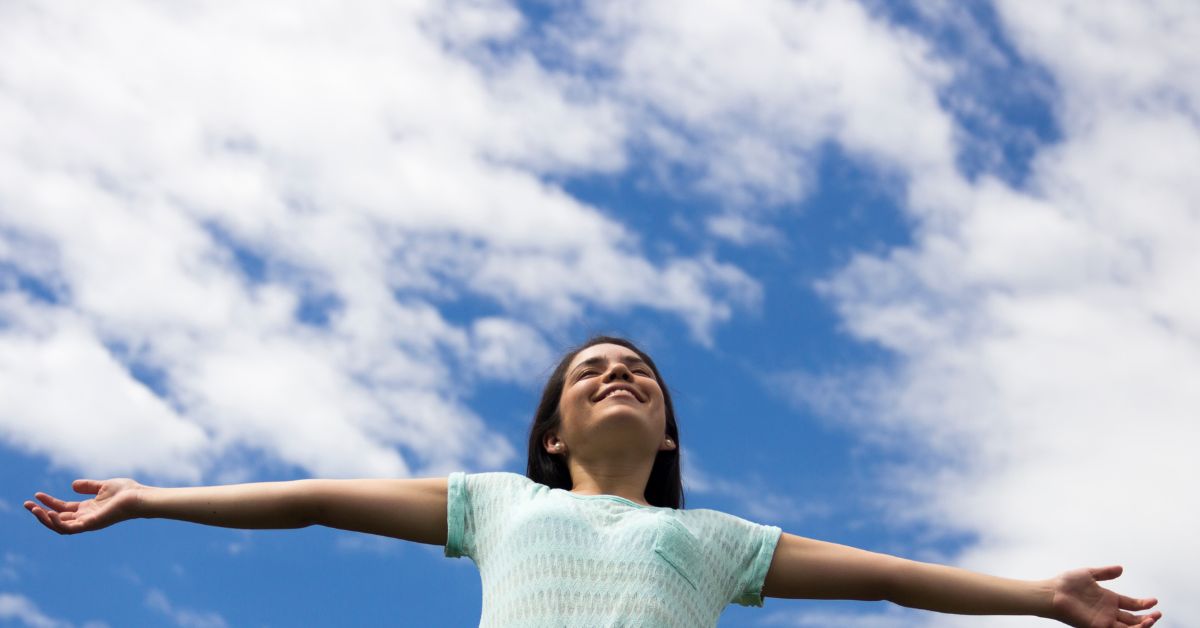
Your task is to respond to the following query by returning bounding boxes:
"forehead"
[567,343,646,371]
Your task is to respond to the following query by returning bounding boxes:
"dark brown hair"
[525,335,684,509]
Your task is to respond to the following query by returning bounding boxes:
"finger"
[25,502,52,530]
[46,509,80,535]
[72,479,103,495]
[1089,565,1123,581]
[1116,614,1155,628]
[35,492,79,513]
[46,508,67,533]
[27,504,63,534]
[1119,594,1158,611]
[1129,611,1164,625]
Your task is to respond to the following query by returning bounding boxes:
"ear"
[544,433,564,454]
[660,437,676,451]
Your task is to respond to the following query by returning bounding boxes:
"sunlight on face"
[552,343,668,455]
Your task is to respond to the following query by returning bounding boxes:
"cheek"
[560,385,589,421]
[650,387,667,419]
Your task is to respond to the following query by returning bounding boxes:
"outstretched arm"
[762,533,1161,627]
[25,477,449,545]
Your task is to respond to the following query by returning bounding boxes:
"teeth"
[602,389,635,401]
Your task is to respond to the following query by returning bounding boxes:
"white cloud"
[704,213,784,247]
[1,553,26,583]
[0,1,757,481]
[467,317,555,385]
[144,589,228,628]
[553,0,959,216]
[994,0,1200,119]
[0,299,208,481]
[0,592,72,628]
[801,1,1200,624]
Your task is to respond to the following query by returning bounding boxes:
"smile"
[593,384,644,403]
[601,389,637,401]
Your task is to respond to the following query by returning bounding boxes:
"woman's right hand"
[25,476,449,542]
[25,478,146,535]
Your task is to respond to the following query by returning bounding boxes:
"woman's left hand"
[1049,566,1161,627]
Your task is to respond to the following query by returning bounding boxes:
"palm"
[1051,566,1161,628]
[25,478,142,534]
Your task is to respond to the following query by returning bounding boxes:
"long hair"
[525,335,684,509]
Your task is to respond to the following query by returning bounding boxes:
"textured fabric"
[444,471,782,627]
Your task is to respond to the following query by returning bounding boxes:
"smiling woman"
[525,336,683,510]
[25,336,1162,627]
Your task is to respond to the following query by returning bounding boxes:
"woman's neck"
[566,457,654,506]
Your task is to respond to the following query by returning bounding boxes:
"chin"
[591,410,645,424]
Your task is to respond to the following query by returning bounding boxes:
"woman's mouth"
[594,385,642,402]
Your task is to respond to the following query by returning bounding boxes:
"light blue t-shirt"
[444,472,782,627]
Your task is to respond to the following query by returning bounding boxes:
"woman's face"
[549,343,671,456]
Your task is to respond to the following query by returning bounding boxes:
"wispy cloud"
[110,565,142,587]
[547,0,959,227]
[334,532,404,556]
[213,531,253,557]
[0,592,73,628]
[0,553,25,583]
[145,589,228,628]
[685,449,831,525]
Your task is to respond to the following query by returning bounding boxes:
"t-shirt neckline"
[561,489,661,509]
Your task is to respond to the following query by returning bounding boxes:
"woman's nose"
[603,364,633,381]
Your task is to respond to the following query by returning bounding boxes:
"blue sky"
[2,1,1196,626]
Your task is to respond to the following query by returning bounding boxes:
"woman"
[26,336,1161,627]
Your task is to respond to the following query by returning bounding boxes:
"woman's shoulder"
[457,470,529,482]
[455,470,541,496]
[673,506,779,538]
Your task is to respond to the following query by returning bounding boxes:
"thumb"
[1088,565,1123,582]
[72,479,103,495]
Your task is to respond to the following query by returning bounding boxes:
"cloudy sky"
[2,0,1195,626]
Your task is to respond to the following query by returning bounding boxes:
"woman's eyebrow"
[570,355,648,376]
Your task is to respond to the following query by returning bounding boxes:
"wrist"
[129,484,155,519]
[1033,577,1059,619]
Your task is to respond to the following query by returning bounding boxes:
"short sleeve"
[687,510,782,607]
[444,472,469,558]
[731,522,782,606]
[443,471,534,561]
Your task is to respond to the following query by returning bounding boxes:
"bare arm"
[26,477,449,546]
[762,533,1161,627]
